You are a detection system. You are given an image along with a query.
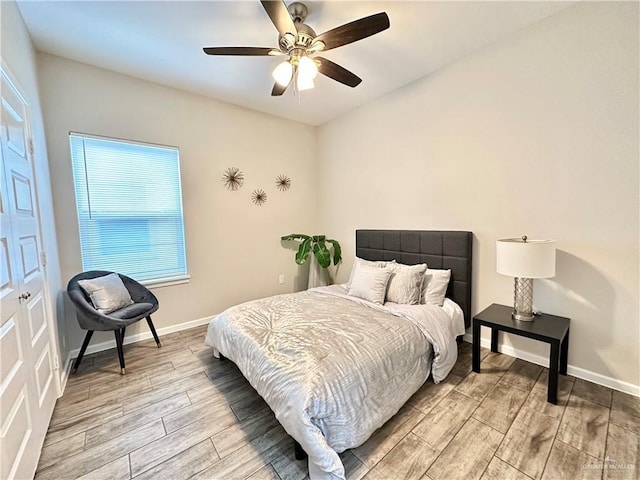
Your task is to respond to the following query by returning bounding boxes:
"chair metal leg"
[114,329,126,374]
[146,316,161,348]
[72,330,94,373]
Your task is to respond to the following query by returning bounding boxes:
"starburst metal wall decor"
[275,174,291,191]
[222,167,244,191]
[251,189,267,206]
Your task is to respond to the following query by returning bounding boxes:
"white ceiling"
[17,1,574,126]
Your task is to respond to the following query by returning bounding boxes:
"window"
[70,133,188,285]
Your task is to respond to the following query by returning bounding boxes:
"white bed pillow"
[347,264,392,305]
[386,263,427,305]
[78,273,134,314]
[346,257,389,289]
[421,268,452,307]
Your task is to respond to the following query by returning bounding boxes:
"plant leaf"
[295,238,312,264]
[282,234,311,242]
[313,240,331,268]
[327,239,342,265]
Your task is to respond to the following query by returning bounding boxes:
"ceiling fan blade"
[316,57,362,88]
[271,81,290,96]
[314,12,390,52]
[203,47,280,56]
[261,0,297,38]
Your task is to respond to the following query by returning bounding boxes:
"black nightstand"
[472,303,570,404]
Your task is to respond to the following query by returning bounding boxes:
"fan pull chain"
[293,72,301,103]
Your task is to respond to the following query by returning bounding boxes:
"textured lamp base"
[513,277,534,321]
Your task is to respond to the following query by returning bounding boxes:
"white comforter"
[205,285,465,480]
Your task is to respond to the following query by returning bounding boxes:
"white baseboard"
[60,351,74,393]
[463,333,639,398]
[65,316,212,369]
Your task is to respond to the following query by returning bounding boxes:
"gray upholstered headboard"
[355,230,473,329]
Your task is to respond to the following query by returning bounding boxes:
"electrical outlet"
[278,274,285,284]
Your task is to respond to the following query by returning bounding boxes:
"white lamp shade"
[272,61,293,86]
[297,76,314,91]
[298,56,318,81]
[496,238,556,279]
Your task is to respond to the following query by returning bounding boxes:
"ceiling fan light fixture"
[272,60,293,86]
[203,1,390,97]
[298,55,318,81]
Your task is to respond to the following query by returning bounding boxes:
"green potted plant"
[281,234,342,288]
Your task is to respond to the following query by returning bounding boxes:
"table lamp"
[496,236,556,321]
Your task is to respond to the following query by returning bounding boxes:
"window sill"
[142,275,190,289]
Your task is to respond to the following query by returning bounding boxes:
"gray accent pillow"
[386,263,427,305]
[78,273,134,314]
[347,264,392,305]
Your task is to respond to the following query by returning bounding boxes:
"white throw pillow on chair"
[78,273,134,314]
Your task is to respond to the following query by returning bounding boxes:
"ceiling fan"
[203,1,390,96]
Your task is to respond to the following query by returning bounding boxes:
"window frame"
[69,132,189,287]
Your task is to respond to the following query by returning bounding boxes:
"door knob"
[18,291,32,301]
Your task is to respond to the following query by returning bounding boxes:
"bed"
[205,230,473,480]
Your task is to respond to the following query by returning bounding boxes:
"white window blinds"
[69,133,188,284]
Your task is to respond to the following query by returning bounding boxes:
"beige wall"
[1,1,65,377]
[317,2,639,389]
[37,53,317,352]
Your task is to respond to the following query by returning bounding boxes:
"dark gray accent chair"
[67,270,161,375]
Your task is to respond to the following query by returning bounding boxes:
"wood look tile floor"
[36,326,640,480]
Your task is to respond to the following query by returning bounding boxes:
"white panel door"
[1,66,58,480]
